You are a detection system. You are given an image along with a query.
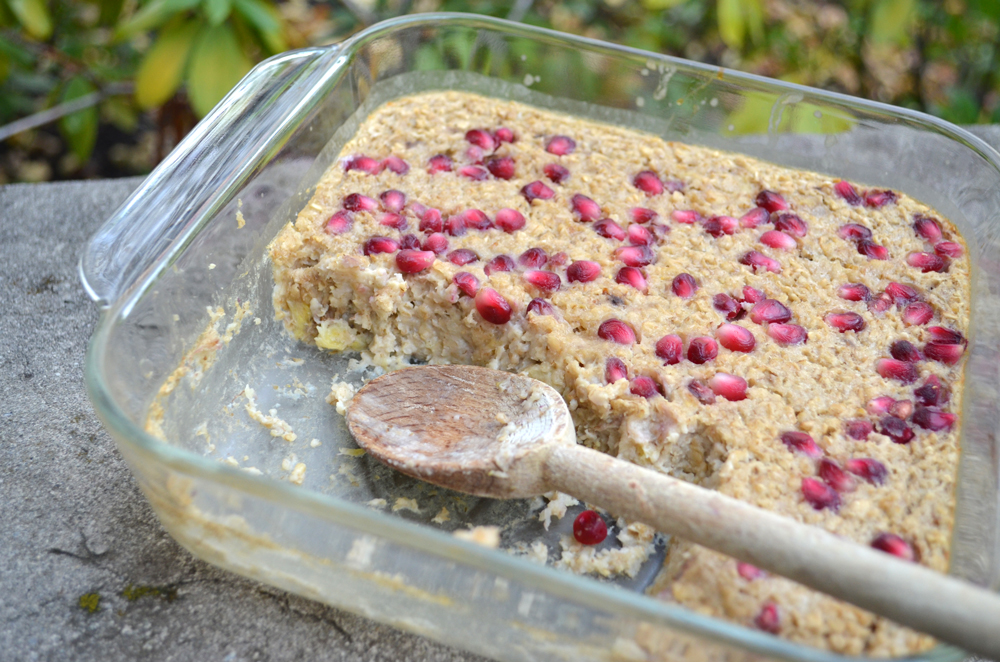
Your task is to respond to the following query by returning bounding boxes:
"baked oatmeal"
[268,91,970,656]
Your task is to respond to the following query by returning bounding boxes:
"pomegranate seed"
[913,215,943,242]
[567,261,601,283]
[878,416,914,444]
[742,286,765,304]
[418,208,443,233]
[885,282,920,306]
[615,245,655,267]
[400,234,421,250]
[907,252,948,273]
[709,373,747,401]
[702,215,739,237]
[739,207,769,229]
[382,155,409,175]
[461,209,492,231]
[524,270,561,292]
[453,272,479,297]
[687,337,718,364]
[837,224,872,241]
[512,248,545,269]
[899,302,933,327]
[857,240,889,260]
[571,194,602,222]
[447,249,479,266]
[630,376,660,398]
[379,212,407,231]
[490,208,524,234]
[890,399,913,419]
[781,431,823,458]
[605,357,628,383]
[671,210,700,224]
[495,127,515,143]
[865,189,898,207]
[749,299,792,325]
[551,252,571,267]
[867,396,896,416]
[688,379,716,404]
[465,145,484,164]
[526,298,556,316]
[344,193,378,212]
[485,156,515,180]
[595,219,627,241]
[521,181,555,202]
[543,163,570,184]
[475,287,512,324]
[465,128,497,151]
[802,477,840,511]
[363,236,399,255]
[755,603,781,634]
[344,155,383,175]
[825,312,866,333]
[573,509,607,545]
[422,233,448,254]
[395,249,435,274]
[767,323,808,345]
[739,251,782,274]
[630,207,658,224]
[655,335,684,364]
[325,210,353,235]
[459,165,489,181]
[628,224,655,246]
[924,342,965,365]
[380,189,406,213]
[834,180,863,205]
[844,419,873,440]
[760,230,796,250]
[598,319,636,345]
[914,375,949,407]
[837,283,870,302]
[428,154,454,173]
[737,562,764,580]
[935,241,963,258]
[928,326,966,345]
[871,533,915,561]
[717,323,755,353]
[755,190,788,213]
[875,358,919,384]
[485,255,516,276]
[889,340,921,363]
[545,135,576,156]
[713,293,742,320]
[615,267,647,292]
[773,213,807,238]
[912,406,957,432]
[868,291,893,314]
[445,215,467,237]
[819,458,855,492]
[846,458,888,485]
[671,273,699,298]
[633,170,664,196]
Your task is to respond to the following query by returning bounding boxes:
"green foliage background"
[1,0,999,181]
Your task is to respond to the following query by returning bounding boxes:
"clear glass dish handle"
[80,45,343,308]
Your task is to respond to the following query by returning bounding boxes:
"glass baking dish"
[81,12,1000,662]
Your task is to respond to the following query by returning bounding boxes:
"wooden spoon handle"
[545,444,1000,657]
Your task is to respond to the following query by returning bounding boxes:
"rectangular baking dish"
[81,13,1000,662]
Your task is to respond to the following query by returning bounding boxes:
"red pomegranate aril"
[781,431,823,458]
[889,340,921,363]
[395,250,435,274]
[825,312,866,333]
[495,127,515,143]
[834,180,863,205]
[740,207,769,229]
[755,190,788,213]
[767,323,808,345]
[633,170,664,196]
[524,270,561,292]
[717,324,755,353]
[760,230,796,250]
[573,509,607,545]
[671,209,700,224]
[737,562,764,581]
[598,319,636,345]
[605,357,628,383]
[630,376,660,398]
[344,155,383,175]
[344,193,378,212]
[422,233,449,254]
[868,291,893,314]
[703,215,739,237]
[924,342,965,365]
[687,336,718,364]
[838,223,873,241]
[453,271,479,297]
[749,299,792,325]
[901,302,934,326]
[363,236,399,255]
[521,180,555,202]
[445,215,467,237]
[865,189,898,207]
[475,287,512,324]
[913,215,943,242]
[567,260,601,283]
[802,477,841,511]
[755,603,781,634]
[837,283,871,302]
[630,207,658,224]
[418,208,443,233]
[857,240,889,260]
[571,194,602,222]
[885,282,920,306]
[846,458,888,485]
[688,379,717,404]
[382,155,409,175]
[325,210,353,235]
[595,219,627,241]
[889,399,913,419]
[379,212,407,231]
[543,162,570,184]
[879,415,915,444]
[380,189,406,212]
[485,255,516,276]
[400,234,421,250]
[739,251,782,274]
[844,419,873,441]
[742,286,765,304]
[545,135,576,156]
[465,145,484,164]
[709,373,748,401]
[875,358,919,384]
[485,156,515,180]
[526,298,556,316]
[493,208,526,234]
[616,267,647,292]
[935,241,963,258]
[907,252,948,273]
[928,326,966,345]
[516,248,548,269]
[655,334,684,365]
[459,165,488,181]
[465,128,497,151]
[713,293,742,320]
[871,533,914,561]
[867,396,896,416]
[628,224,655,246]
[616,245,655,267]
[447,249,479,266]
[773,213,807,238]
[912,406,957,432]
[462,208,493,231]
[914,375,948,407]
[819,458,855,493]
[427,154,453,173]
[671,273,699,298]
[550,252,572,267]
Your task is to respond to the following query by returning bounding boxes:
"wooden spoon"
[347,364,1000,657]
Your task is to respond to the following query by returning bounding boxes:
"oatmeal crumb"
[431,507,450,524]
[392,497,420,514]
[367,498,388,509]
[453,526,501,549]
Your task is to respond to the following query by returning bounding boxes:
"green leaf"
[113,0,201,41]
[745,0,764,45]
[0,33,36,66]
[98,0,126,26]
[717,0,745,49]
[58,77,99,162]
[202,0,231,26]
[101,96,139,132]
[640,0,685,9]
[0,51,9,84]
[7,0,53,40]
[134,17,201,109]
[232,0,285,54]
[868,0,916,45]
[186,22,252,117]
